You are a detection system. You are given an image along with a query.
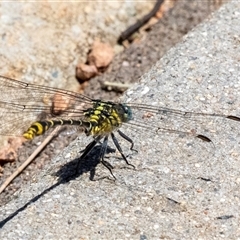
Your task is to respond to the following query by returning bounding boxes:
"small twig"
[118,0,164,44]
[0,126,62,194]
[101,81,132,92]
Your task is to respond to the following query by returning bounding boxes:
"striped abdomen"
[23,119,89,140]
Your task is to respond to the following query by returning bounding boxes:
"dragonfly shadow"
[55,144,116,182]
[0,144,116,228]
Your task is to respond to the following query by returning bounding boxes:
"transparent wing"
[127,102,240,137]
[0,75,94,136]
[127,103,240,122]
[0,75,239,140]
[115,104,238,167]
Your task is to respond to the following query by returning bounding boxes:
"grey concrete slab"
[1,1,240,239]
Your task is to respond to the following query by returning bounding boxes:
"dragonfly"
[0,75,239,178]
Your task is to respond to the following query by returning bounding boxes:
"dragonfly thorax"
[84,101,132,136]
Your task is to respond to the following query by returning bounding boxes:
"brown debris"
[76,63,98,82]
[142,112,155,119]
[76,40,114,85]
[52,92,74,115]
[87,40,114,69]
[0,137,25,164]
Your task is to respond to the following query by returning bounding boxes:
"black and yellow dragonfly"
[0,75,239,177]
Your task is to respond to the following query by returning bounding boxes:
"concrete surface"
[0,0,223,207]
[1,1,240,239]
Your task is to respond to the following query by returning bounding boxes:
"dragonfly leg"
[111,132,135,169]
